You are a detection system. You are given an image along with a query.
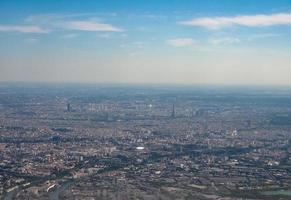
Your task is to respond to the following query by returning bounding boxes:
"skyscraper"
[171,103,175,118]
[67,102,71,112]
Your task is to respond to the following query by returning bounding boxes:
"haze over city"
[1,0,291,85]
[3,1,291,200]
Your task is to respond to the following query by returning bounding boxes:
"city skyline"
[1,0,291,85]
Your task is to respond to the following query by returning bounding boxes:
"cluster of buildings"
[1,86,291,199]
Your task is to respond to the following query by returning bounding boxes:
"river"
[3,187,20,200]
[49,180,74,200]
[261,189,291,196]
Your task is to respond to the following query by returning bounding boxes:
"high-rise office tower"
[171,103,175,118]
[67,102,71,112]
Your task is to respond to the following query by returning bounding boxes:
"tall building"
[171,103,175,118]
[246,120,251,128]
[67,102,71,112]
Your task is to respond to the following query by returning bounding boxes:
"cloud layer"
[64,21,123,32]
[180,13,291,29]
[0,25,47,33]
[209,37,240,45]
[0,14,123,34]
[167,38,195,47]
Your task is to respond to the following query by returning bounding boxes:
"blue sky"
[1,0,291,85]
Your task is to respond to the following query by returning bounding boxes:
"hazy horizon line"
[1,80,291,89]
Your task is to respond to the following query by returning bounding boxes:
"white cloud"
[167,38,195,47]
[26,13,124,33]
[24,38,39,43]
[25,13,99,24]
[132,41,146,48]
[180,13,291,29]
[0,25,48,33]
[129,51,143,57]
[64,21,123,32]
[247,33,283,41]
[60,33,78,39]
[209,37,240,45]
